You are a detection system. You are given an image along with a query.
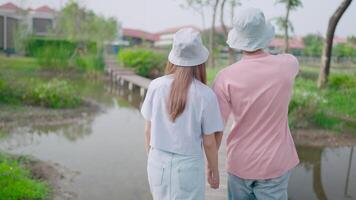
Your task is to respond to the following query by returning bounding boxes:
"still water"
[0,79,355,200]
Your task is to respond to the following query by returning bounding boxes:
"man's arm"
[144,120,151,155]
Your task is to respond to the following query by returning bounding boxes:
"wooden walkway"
[104,57,228,199]
[105,58,151,96]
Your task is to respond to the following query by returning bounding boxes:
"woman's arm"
[215,132,223,150]
[144,121,151,155]
[203,134,219,189]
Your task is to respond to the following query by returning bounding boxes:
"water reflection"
[289,146,356,200]
[0,79,355,200]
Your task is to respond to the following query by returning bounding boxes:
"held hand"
[207,168,220,189]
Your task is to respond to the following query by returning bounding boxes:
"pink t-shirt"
[213,51,300,179]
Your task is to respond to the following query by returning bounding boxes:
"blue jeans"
[228,171,291,200]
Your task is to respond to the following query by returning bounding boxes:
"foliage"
[303,34,324,56]
[275,0,302,33]
[25,37,77,57]
[118,48,166,78]
[329,74,356,89]
[55,1,118,43]
[25,38,104,72]
[0,77,82,109]
[26,79,82,109]
[333,43,356,58]
[0,154,50,200]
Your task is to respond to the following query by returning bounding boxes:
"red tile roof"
[333,36,347,44]
[0,2,20,10]
[123,28,160,42]
[156,25,201,35]
[35,5,54,13]
[269,38,305,49]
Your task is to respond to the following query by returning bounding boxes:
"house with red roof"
[268,37,305,54]
[28,5,56,36]
[154,25,200,47]
[0,2,56,51]
[122,28,159,46]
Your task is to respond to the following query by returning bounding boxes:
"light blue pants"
[147,147,205,200]
[228,171,291,200]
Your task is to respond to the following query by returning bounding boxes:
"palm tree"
[317,0,353,88]
[275,0,302,53]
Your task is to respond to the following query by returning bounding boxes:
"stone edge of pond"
[0,98,104,131]
[292,128,356,147]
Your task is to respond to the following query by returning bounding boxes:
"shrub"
[118,48,166,78]
[36,45,72,69]
[0,154,50,200]
[329,74,356,90]
[288,79,325,128]
[26,37,103,72]
[0,78,21,104]
[25,79,82,109]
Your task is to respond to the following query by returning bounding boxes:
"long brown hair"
[165,61,207,122]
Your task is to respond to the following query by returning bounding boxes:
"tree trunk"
[220,0,234,65]
[209,0,220,68]
[318,0,352,88]
[284,2,291,53]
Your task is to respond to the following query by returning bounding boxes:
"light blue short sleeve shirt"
[141,75,224,156]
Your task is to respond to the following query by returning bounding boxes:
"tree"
[180,0,209,42]
[208,0,220,68]
[56,1,118,44]
[275,0,302,53]
[220,0,240,64]
[303,34,324,57]
[317,0,353,88]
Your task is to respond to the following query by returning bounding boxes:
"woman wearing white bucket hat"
[141,28,224,200]
[213,8,300,200]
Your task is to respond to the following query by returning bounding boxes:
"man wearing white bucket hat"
[213,8,300,200]
[141,28,224,200]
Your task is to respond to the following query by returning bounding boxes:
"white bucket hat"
[168,28,209,67]
[227,8,275,52]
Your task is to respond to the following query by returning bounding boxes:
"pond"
[0,79,355,200]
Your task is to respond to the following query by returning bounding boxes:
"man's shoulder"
[215,63,238,81]
[274,53,299,67]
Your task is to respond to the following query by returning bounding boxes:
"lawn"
[0,56,82,109]
[0,153,50,200]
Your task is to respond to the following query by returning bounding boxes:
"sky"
[3,0,356,36]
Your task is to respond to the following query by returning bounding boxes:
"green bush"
[74,53,105,73]
[288,79,325,128]
[118,48,166,77]
[329,74,356,90]
[0,77,82,109]
[25,79,82,109]
[36,45,72,69]
[0,78,21,105]
[0,154,50,200]
[26,37,103,72]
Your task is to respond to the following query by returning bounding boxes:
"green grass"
[0,153,50,200]
[0,56,83,109]
[0,56,39,73]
